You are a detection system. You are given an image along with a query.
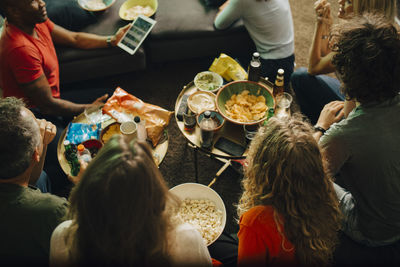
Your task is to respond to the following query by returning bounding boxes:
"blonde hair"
[353,0,397,22]
[238,115,341,266]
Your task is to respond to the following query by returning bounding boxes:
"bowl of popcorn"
[216,80,275,125]
[119,0,158,20]
[170,183,226,246]
[78,0,116,12]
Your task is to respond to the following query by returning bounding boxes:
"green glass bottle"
[263,107,275,126]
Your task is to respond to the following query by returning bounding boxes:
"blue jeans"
[290,67,344,124]
[334,183,400,247]
[35,171,52,193]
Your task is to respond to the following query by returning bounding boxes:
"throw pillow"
[45,0,96,31]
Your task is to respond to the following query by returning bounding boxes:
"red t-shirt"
[238,205,298,267]
[0,19,60,106]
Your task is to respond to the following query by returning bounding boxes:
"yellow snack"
[224,90,268,122]
[101,123,121,144]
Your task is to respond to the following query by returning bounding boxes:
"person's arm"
[313,101,344,142]
[214,0,242,30]
[51,24,131,49]
[308,0,336,75]
[29,119,56,185]
[20,75,107,117]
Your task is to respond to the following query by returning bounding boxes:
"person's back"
[0,183,67,265]
[320,95,400,241]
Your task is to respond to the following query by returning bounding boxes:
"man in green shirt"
[0,97,68,265]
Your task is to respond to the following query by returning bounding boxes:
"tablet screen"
[118,15,156,55]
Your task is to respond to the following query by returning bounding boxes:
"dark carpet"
[64,57,244,234]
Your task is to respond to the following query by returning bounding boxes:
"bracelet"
[106,36,112,48]
[314,125,327,134]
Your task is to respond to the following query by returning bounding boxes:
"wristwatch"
[106,36,112,48]
[314,125,326,134]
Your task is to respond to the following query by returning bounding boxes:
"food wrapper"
[209,53,247,81]
[102,87,173,147]
[65,123,101,144]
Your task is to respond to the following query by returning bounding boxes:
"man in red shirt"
[0,0,129,195]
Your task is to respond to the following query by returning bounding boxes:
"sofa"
[48,0,255,84]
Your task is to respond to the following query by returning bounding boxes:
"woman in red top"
[237,115,341,266]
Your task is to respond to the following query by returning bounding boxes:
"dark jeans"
[34,171,52,193]
[260,54,295,91]
[208,232,238,267]
[290,67,345,124]
[31,87,115,197]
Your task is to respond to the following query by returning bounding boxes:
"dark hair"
[0,97,40,179]
[66,135,178,266]
[238,114,341,266]
[332,13,400,104]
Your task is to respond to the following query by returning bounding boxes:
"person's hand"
[68,160,88,185]
[315,0,333,26]
[91,94,108,106]
[316,101,345,130]
[112,24,131,46]
[37,119,56,145]
[338,0,353,19]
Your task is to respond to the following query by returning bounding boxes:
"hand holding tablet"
[117,15,156,55]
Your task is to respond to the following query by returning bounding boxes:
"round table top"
[57,112,169,176]
[174,79,275,160]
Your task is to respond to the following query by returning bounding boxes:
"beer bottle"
[247,52,261,82]
[273,69,284,98]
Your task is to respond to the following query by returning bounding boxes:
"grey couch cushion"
[146,0,254,62]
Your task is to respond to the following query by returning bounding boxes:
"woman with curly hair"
[49,135,212,266]
[237,115,341,266]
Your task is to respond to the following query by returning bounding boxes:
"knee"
[290,67,313,93]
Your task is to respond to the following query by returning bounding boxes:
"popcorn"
[178,198,223,245]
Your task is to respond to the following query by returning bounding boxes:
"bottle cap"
[204,110,211,118]
[253,52,260,58]
[63,140,70,146]
[77,144,85,152]
[278,69,284,75]
[134,116,140,123]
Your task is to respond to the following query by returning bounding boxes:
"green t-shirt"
[0,183,68,265]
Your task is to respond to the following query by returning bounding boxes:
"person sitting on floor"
[313,13,400,248]
[214,0,295,85]
[290,0,397,124]
[236,115,341,266]
[0,0,130,196]
[50,135,212,266]
[0,97,68,265]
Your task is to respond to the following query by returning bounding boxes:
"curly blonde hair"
[238,115,341,266]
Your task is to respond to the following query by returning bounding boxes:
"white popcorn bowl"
[170,183,227,246]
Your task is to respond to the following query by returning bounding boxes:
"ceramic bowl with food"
[119,0,158,20]
[100,122,121,144]
[216,80,274,125]
[187,91,216,115]
[170,183,226,246]
[77,0,116,12]
[194,71,223,93]
[196,110,225,132]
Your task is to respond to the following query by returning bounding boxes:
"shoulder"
[22,188,69,218]
[50,220,73,266]
[52,220,72,241]
[174,222,205,243]
[240,205,275,227]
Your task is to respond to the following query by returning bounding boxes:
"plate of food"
[77,0,116,12]
[119,0,158,20]
[194,71,223,93]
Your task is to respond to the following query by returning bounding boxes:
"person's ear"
[32,147,40,163]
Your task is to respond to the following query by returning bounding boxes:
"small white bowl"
[77,0,116,12]
[170,183,226,246]
[194,71,224,93]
